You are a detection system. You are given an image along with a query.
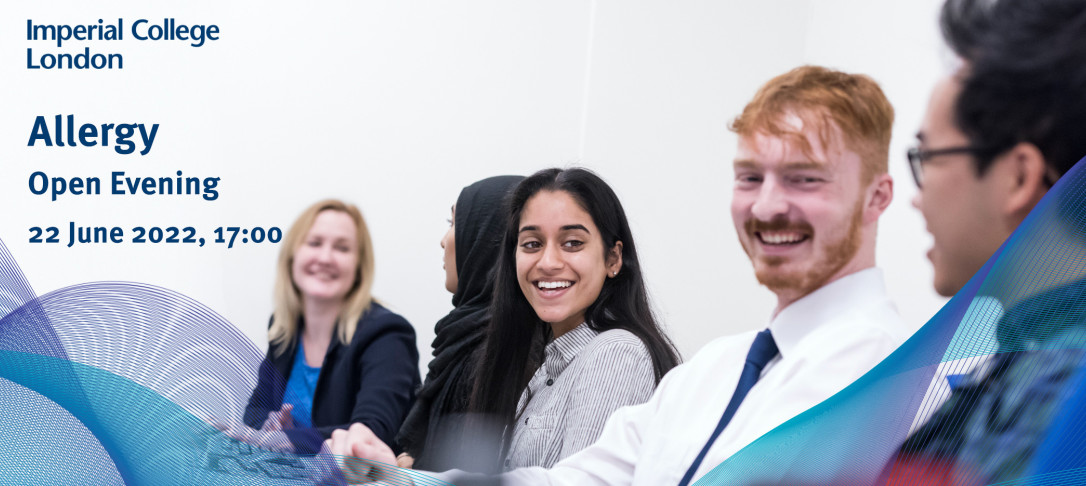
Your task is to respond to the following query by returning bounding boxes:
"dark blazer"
[243,302,421,453]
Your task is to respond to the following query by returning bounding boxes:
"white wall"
[1,0,951,367]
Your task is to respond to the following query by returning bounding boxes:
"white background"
[2,0,951,370]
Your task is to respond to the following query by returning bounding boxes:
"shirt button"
[504,458,511,468]
[546,378,554,386]
[525,417,529,424]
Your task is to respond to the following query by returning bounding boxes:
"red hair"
[730,65,894,182]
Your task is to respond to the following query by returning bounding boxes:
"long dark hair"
[470,167,680,451]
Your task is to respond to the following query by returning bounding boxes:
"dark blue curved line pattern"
[695,157,1086,485]
[0,240,37,321]
[0,241,453,484]
[12,156,1083,485]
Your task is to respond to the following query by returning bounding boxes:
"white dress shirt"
[906,296,1002,434]
[436,268,909,486]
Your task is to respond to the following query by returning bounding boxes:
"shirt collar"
[769,267,888,360]
[544,323,598,379]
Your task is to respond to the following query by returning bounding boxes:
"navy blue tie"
[677,329,779,486]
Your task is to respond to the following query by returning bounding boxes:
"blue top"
[282,337,320,429]
[243,302,421,453]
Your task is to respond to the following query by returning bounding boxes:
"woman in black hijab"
[394,175,524,471]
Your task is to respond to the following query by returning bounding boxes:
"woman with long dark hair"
[325,168,679,475]
[394,175,525,471]
[470,167,680,470]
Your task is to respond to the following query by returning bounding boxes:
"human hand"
[396,453,415,469]
[261,403,295,431]
[209,417,295,453]
[323,423,400,484]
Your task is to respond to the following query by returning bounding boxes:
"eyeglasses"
[906,145,982,188]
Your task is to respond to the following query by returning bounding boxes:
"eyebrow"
[781,161,827,171]
[734,160,827,171]
[518,224,591,234]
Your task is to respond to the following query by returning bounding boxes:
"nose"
[317,244,334,262]
[441,226,452,250]
[750,179,789,221]
[912,191,922,210]
[538,242,564,273]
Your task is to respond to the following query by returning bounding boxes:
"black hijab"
[396,175,523,469]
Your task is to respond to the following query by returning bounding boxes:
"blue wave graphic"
[697,156,1086,485]
[0,241,453,485]
[10,158,1083,484]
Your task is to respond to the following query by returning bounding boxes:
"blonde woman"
[239,199,420,453]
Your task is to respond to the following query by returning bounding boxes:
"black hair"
[941,0,1086,176]
[939,0,999,60]
[469,167,680,459]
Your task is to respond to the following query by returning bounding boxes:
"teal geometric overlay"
[698,156,1086,485]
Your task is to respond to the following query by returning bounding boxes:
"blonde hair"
[730,65,895,183]
[269,199,375,353]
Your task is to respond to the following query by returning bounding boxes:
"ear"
[607,241,624,277]
[862,173,894,224]
[997,142,1049,222]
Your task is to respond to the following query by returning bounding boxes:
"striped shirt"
[505,323,657,470]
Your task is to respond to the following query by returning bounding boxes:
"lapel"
[312,335,344,408]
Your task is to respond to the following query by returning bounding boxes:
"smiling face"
[441,205,458,294]
[731,116,871,306]
[913,76,1006,296]
[291,209,360,305]
[516,190,622,334]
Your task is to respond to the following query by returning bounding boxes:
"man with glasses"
[907,79,1060,298]
[889,0,1086,482]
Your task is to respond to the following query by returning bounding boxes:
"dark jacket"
[243,302,420,453]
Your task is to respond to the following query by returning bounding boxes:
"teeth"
[537,281,572,290]
[311,271,339,281]
[759,232,805,245]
